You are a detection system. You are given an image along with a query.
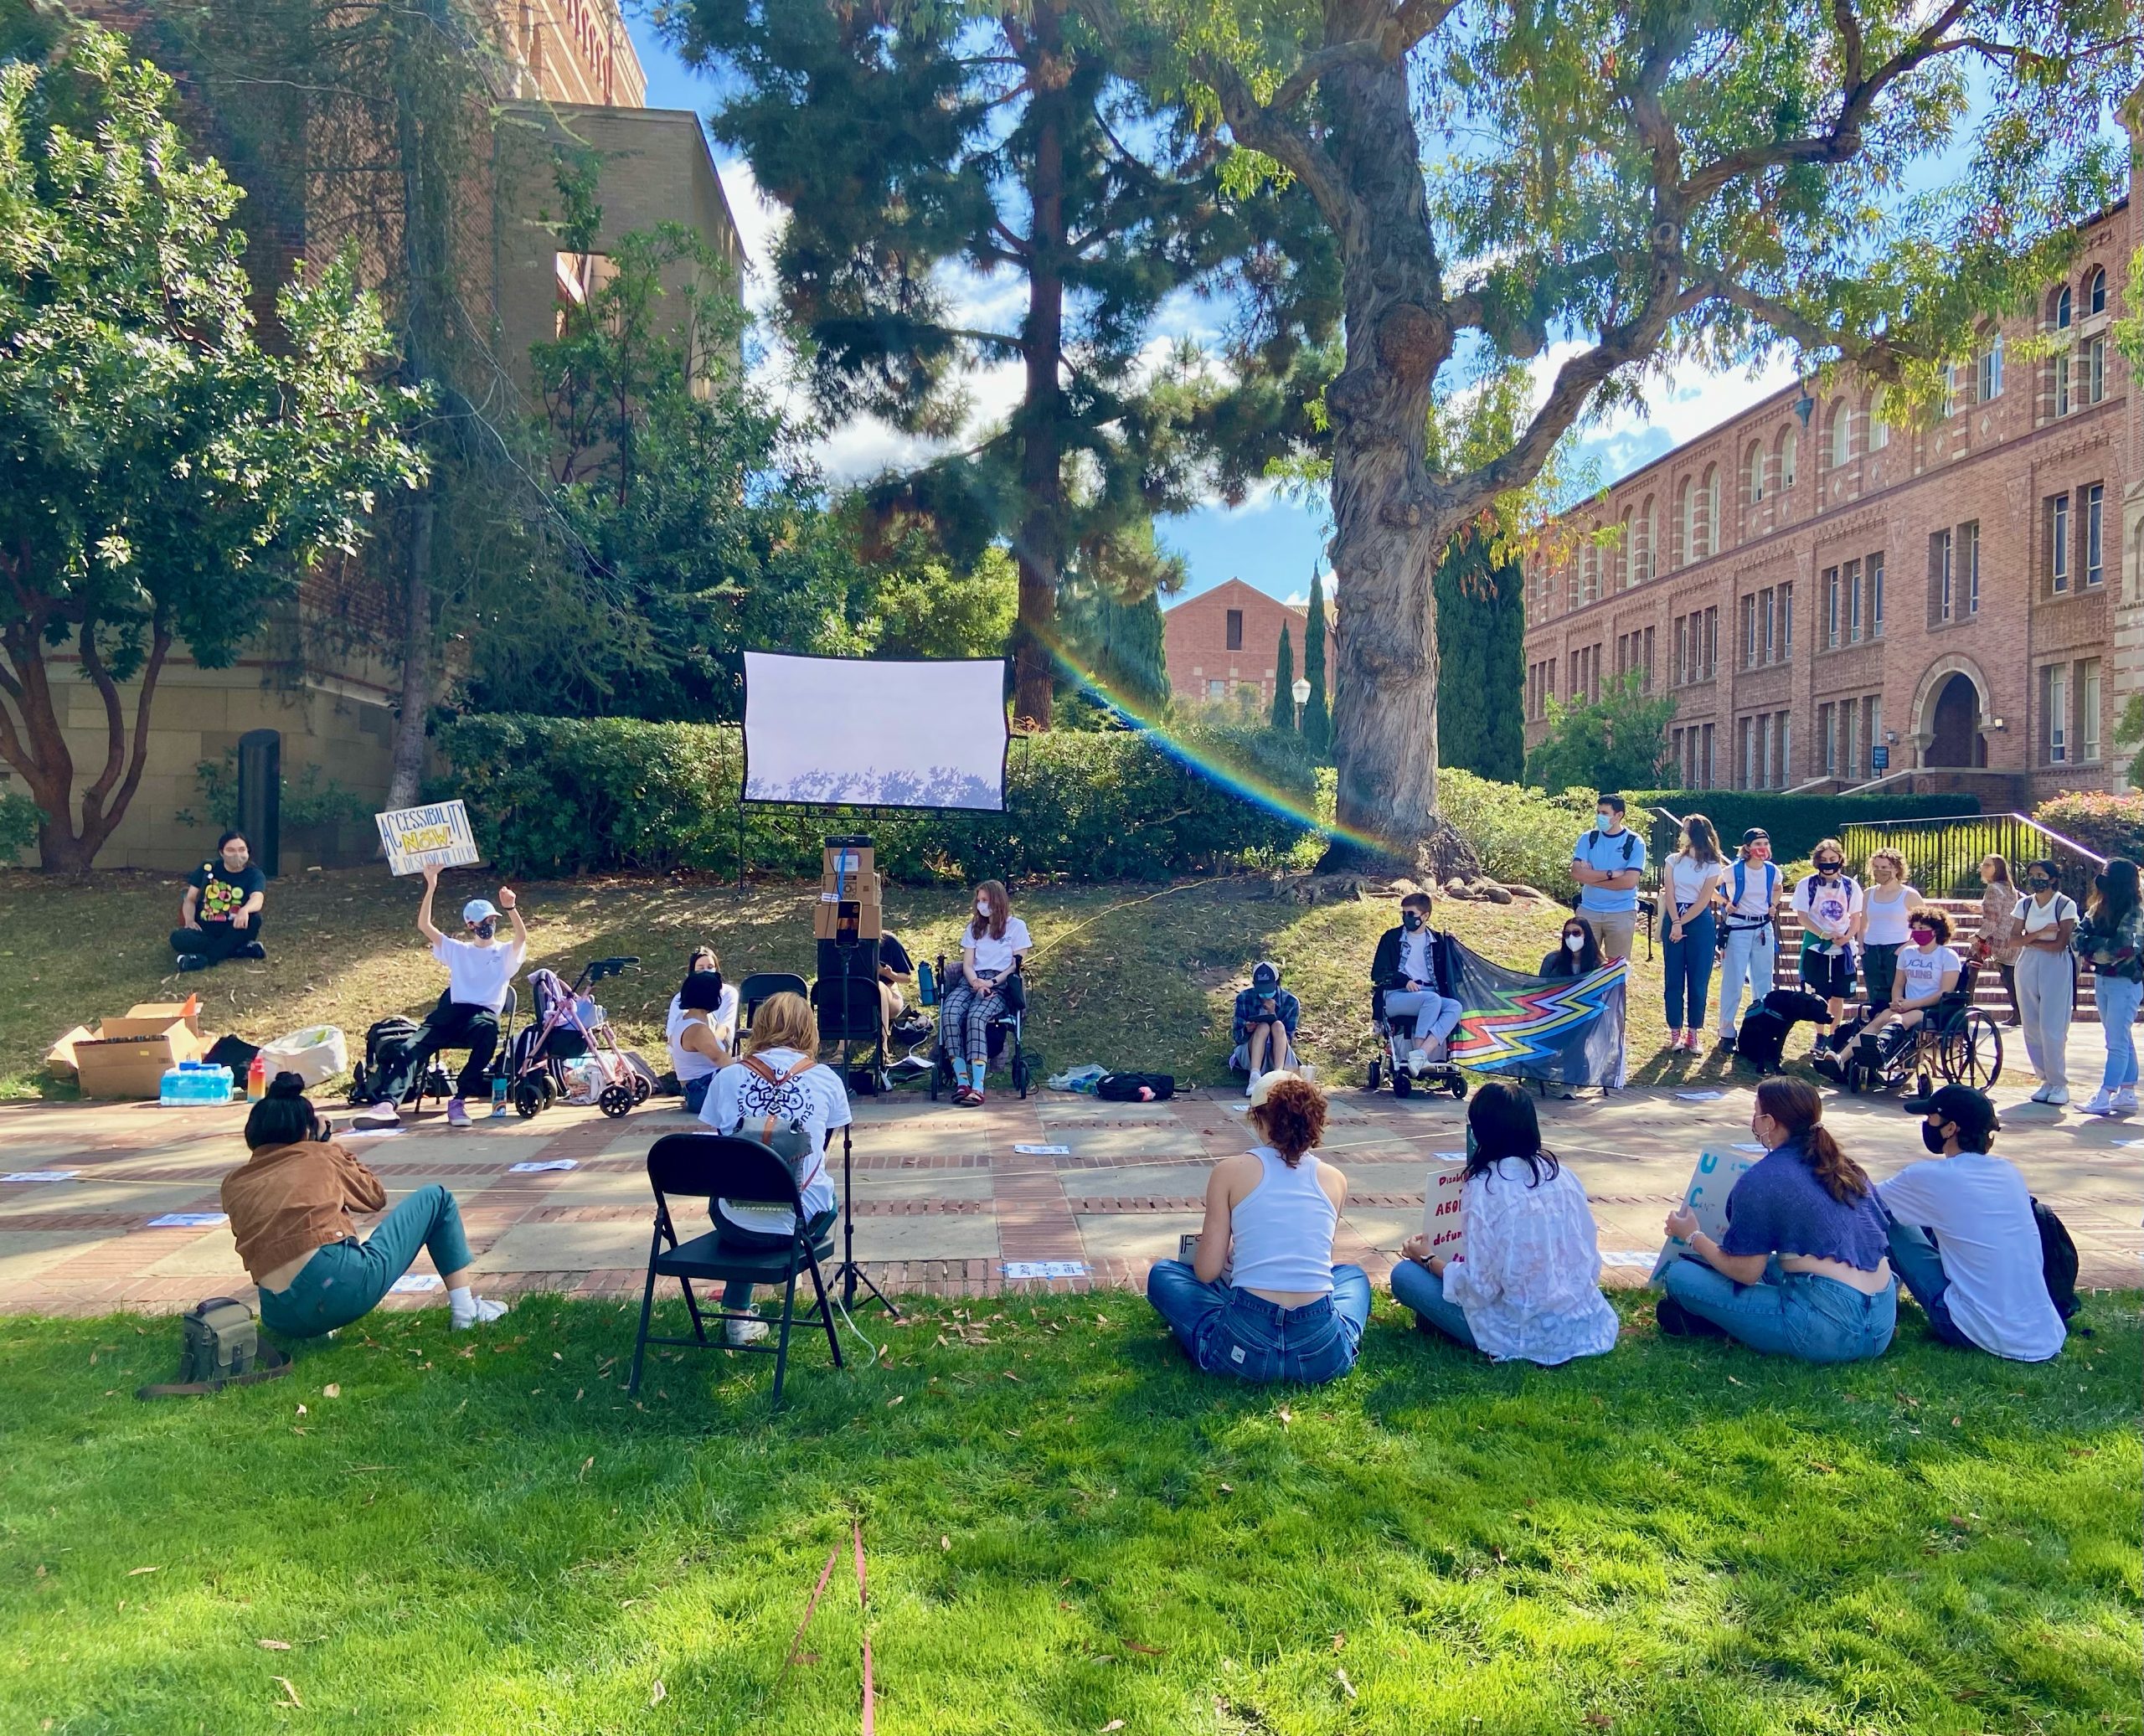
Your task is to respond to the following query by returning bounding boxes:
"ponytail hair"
[1755,1076,1868,1203]
[245,1071,322,1149]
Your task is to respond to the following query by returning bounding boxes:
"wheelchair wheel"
[631,1072,652,1105]
[1393,1071,1412,1100]
[1941,1009,2002,1090]
[929,1046,942,1101]
[597,1082,633,1119]
[1366,1057,1382,1092]
[1446,1073,1468,1100]
[1013,1050,1030,1099]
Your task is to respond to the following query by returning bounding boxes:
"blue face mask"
[1464,1124,1478,1163]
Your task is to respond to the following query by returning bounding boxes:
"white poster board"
[375,800,480,877]
[1420,1156,1469,1262]
[1651,1146,1762,1280]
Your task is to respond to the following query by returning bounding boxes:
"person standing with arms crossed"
[2011,860,2078,1106]
[1569,794,1647,965]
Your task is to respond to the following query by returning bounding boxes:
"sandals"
[953,1085,986,1108]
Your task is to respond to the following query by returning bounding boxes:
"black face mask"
[1816,862,1842,876]
[472,919,497,940]
[1401,911,1423,931]
[2028,878,2052,892]
[1921,1121,1951,1156]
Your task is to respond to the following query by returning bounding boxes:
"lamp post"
[1291,675,1311,733]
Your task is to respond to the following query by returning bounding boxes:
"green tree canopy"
[0,26,420,870]
[1526,674,1675,799]
[1435,528,1525,783]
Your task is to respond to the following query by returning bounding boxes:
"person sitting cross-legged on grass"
[1146,1072,1369,1384]
[1389,1079,1618,1365]
[224,1073,508,1337]
[1657,1078,1897,1362]
[1878,1083,2066,1361]
[170,829,266,972]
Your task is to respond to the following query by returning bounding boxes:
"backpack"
[137,1297,291,1400]
[349,1015,421,1103]
[1096,1071,1175,1101]
[1584,826,1639,866]
[2032,1198,2080,1321]
[725,1054,818,1176]
[1729,858,1780,920]
[1734,1007,1790,1074]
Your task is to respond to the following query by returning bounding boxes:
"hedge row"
[2034,791,2144,864]
[1623,791,1981,861]
[436,714,1318,882]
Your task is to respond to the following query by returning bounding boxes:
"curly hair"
[1249,1074,1328,1165]
[1914,908,1951,944]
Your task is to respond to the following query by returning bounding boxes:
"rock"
[1482,883,1513,905]
[1442,877,1469,897]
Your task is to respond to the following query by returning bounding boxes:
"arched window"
[1867,388,1889,451]
[1827,400,1852,468]
[1700,463,1719,559]
[1677,476,1695,567]
[1616,513,1631,590]
[1977,332,2004,402]
[1746,440,1767,504]
[2087,266,2106,317]
[2052,284,2072,330]
[1778,425,1798,488]
[1636,496,1656,583]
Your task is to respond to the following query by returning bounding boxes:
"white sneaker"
[725,1317,769,1347]
[2115,1087,2139,1115]
[352,1102,401,1131]
[2028,1084,2050,1104]
[2046,1088,2069,1106]
[1406,1050,1428,1077]
[2079,1090,2117,1117]
[450,1296,509,1330]
[1245,1073,1258,1099]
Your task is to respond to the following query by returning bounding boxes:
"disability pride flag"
[1442,940,1626,1090]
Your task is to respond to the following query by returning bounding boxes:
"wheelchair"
[927,957,1033,1100]
[1364,986,1468,1100]
[1837,962,2002,1097]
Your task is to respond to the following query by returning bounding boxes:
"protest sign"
[375,801,480,877]
[1420,1154,1468,1261]
[1650,1146,1760,1280]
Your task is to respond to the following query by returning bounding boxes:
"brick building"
[5,3,739,869]
[1162,579,1317,710]
[1523,140,2141,808]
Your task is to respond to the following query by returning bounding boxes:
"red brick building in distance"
[1523,130,2141,807]
[1163,579,1315,709]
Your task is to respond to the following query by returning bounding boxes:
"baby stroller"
[1366,985,1468,1100]
[927,956,1033,1100]
[1837,956,2002,1097]
[506,956,647,1120]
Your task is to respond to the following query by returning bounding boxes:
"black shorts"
[1799,943,1857,1001]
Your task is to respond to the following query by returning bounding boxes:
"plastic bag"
[259,1024,348,1088]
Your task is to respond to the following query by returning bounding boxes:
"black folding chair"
[812,973,887,1093]
[736,972,808,1046]
[627,1132,842,1403]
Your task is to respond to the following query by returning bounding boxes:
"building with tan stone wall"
[1523,165,2139,809]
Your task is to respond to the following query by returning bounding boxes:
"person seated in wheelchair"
[1229,961,1301,1098]
[1849,910,1964,1069]
[1371,891,1464,1075]
[941,879,1031,1107]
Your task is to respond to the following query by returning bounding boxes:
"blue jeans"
[258,1185,472,1339]
[1381,991,1464,1046]
[1146,1259,1370,1384]
[1662,909,1717,1029]
[2095,972,2141,1093]
[1659,1255,1896,1363]
[1883,1219,1971,1347]
[683,1073,713,1115]
[1388,1260,1477,1348]
[1715,924,1776,1037]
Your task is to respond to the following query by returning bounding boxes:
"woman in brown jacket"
[223,1074,508,1337]
[1977,854,2024,1025]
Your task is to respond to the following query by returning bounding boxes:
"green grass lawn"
[3,867,1727,1100]
[0,1296,2136,1733]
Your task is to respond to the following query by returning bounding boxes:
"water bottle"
[247,1051,267,1101]
[491,1073,510,1117]
[918,960,935,1007]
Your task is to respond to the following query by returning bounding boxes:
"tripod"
[829,1121,900,1319]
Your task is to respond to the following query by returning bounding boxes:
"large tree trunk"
[386,489,434,808]
[1318,43,1459,868]
[1010,5,1069,731]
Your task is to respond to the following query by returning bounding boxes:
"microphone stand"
[830,1120,899,1319]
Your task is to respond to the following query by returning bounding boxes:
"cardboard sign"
[375,801,480,877]
[1651,1146,1760,1280]
[1420,1156,1468,1262]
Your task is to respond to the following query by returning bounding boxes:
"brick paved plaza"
[3,1028,2135,1317]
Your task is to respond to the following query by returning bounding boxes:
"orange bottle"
[246,1051,266,1101]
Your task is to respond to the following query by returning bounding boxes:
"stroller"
[506,956,647,1120]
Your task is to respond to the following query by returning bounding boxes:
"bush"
[0,791,42,861]
[2034,791,2144,863]
[176,750,371,832]
[1439,770,1600,900]
[436,715,1317,882]
[1621,791,1981,863]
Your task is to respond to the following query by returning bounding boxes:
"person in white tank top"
[1145,1073,1371,1383]
[1858,847,1924,1009]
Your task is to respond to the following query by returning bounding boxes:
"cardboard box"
[818,868,882,905]
[821,840,875,887]
[56,999,212,1099]
[812,895,884,942]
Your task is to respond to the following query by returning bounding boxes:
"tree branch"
[75,616,129,814]
[1384,0,1465,59]
[1702,279,1910,379]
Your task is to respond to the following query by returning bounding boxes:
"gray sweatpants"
[2013,945,2074,1091]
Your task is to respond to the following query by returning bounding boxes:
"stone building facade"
[1523,159,2140,809]
[1162,580,1316,712]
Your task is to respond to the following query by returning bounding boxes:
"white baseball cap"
[461,899,498,925]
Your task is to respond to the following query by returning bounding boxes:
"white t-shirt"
[1894,945,1961,1005]
[698,1046,849,1234]
[966,914,1033,977]
[1862,882,1919,945]
[1399,928,1435,984]
[1666,853,1723,909]
[2015,892,2080,935]
[1876,1153,2066,1361]
[1723,858,1781,921]
[1794,874,1861,946]
[431,935,525,1012]
[667,1012,729,1084]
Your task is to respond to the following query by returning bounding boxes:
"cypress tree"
[1301,569,1330,756]
[1270,623,1295,731]
[1434,529,1526,781]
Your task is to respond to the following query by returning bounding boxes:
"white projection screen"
[741,652,1010,811]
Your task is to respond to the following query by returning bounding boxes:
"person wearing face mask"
[170,829,268,971]
[353,863,528,1131]
[2011,859,2079,1105]
[1540,917,1602,977]
[1389,1080,1618,1365]
[1791,838,1862,1053]
[1850,909,1961,1066]
[1875,1084,2067,1360]
[1857,847,1925,1015]
[2074,857,2144,1118]
[1657,1077,1896,1361]
[1230,960,1301,1096]
[1372,892,1466,1073]
[940,879,1030,1107]
[1569,793,1647,964]
[1714,828,1783,1048]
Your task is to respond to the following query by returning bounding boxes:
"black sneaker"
[235,940,266,961]
[176,953,208,973]
[1655,1295,1729,1338]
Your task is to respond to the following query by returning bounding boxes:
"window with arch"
[1778,425,1798,487]
[1677,477,1695,567]
[1636,497,1656,583]
[2086,265,2105,317]
[1746,440,1767,505]
[1977,334,2003,403]
[2051,284,2072,330]
[1868,388,1890,451]
[1700,464,1719,559]
[1827,400,1852,468]
[1615,514,1631,590]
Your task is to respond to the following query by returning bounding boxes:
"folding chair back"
[738,971,809,1040]
[812,974,881,1043]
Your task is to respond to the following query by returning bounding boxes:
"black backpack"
[348,1015,421,1104]
[2032,1198,2080,1321]
[1097,1071,1174,1101]
[1734,1007,1790,1074]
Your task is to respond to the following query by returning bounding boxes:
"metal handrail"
[1839,811,2108,898]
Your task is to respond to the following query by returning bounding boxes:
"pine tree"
[1270,623,1294,732]
[1434,530,1525,782]
[1301,569,1329,757]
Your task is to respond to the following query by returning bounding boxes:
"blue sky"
[626,14,1797,609]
